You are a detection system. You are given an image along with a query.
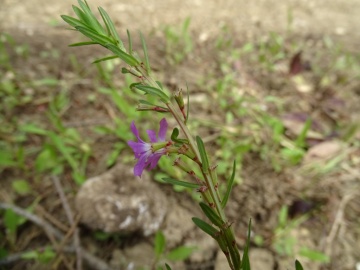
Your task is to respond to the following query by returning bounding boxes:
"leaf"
[295,117,311,148]
[48,132,77,170]
[165,263,172,270]
[35,146,59,172]
[98,6,125,50]
[299,247,330,263]
[192,217,218,238]
[4,209,20,233]
[170,128,188,144]
[196,136,209,172]
[166,246,196,261]
[135,85,169,102]
[185,82,190,124]
[199,202,223,227]
[105,43,139,66]
[140,32,151,75]
[162,178,199,189]
[241,219,251,270]
[72,5,90,26]
[295,260,304,270]
[69,41,97,47]
[12,180,31,195]
[154,231,166,259]
[127,30,133,54]
[75,26,112,45]
[60,15,88,28]
[19,123,48,135]
[221,160,236,208]
[93,55,118,63]
[77,0,105,35]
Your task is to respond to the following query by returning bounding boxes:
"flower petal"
[147,129,157,143]
[158,118,168,141]
[134,153,148,177]
[147,152,162,170]
[127,141,150,158]
[130,121,143,141]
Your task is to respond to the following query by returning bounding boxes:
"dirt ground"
[1,0,360,270]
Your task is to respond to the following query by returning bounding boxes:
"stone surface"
[249,248,275,270]
[75,163,168,236]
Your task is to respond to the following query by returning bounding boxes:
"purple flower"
[128,118,169,177]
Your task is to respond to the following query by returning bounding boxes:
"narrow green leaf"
[196,136,209,172]
[295,260,304,270]
[72,5,90,26]
[199,202,223,227]
[105,43,139,66]
[93,55,118,63]
[75,26,112,44]
[12,180,32,195]
[154,231,166,259]
[127,30,133,55]
[221,160,236,208]
[185,82,190,124]
[19,123,48,135]
[69,41,97,47]
[166,246,196,261]
[241,219,251,270]
[295,117,312,148]
[192,217,219,238]
[135,85,169,102]
[140,32,151,75]
[170,128,188,144]
[98,7,125,50]
[77,0,105,35]
[156,81,164,89]
[48,132,77,170]
[61,15,88,28]
[162,178,199,189]
[165,263,172,270]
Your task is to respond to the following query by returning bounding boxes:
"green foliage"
[153,230,195,269]
[164,17,193,65]
[21,247,56,264]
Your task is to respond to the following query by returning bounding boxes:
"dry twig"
[52,175,82,270]
[0,202,112,270]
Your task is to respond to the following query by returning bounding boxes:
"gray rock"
[75,163,168,236]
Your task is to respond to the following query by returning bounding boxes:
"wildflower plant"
[61,1,304,270]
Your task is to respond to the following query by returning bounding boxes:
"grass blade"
[140,32,151,75]
[241,219,252,270]
[221,160,236,208]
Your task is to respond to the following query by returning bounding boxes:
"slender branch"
[0,203,112,270]
[52,176,82,270]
